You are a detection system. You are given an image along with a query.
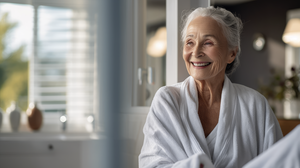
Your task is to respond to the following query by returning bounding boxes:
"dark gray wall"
[216,0,300,90]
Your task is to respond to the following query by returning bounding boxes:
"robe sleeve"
[262,97,283,151]
[139,87,215,168]
[243,125,300,168]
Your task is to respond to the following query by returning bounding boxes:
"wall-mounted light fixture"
[282,18,300,47]
[253,33,266,51]
[147,27,167,57]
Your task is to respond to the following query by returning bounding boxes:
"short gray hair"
[181,6,243,75]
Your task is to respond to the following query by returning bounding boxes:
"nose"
[192,44,204,57]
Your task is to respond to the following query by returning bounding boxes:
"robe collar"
[179,75,237,163]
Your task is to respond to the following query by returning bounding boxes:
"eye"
[204,41,213,45]
[186,40,194,46]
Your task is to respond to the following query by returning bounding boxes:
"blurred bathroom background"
[0,0,300,168]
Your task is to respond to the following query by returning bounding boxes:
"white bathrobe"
[243,124,300,168]
[139,76,283,168]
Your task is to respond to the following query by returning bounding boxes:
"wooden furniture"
[277,118,300,136]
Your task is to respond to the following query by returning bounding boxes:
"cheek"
[182,49,192,74]
[210,50,228,71]
[183,48,191,61]
[209,48,225,62]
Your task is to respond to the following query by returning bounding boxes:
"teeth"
[193,62,210,67]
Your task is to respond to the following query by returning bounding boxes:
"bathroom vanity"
[0,132,102,168]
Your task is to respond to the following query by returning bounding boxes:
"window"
[0,2,97,132]
[0,3,33,111]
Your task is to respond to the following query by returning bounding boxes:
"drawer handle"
[48,144,54,150]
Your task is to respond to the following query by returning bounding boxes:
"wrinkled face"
[183,16,236,82]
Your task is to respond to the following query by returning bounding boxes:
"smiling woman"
[183,16,236,83]
[182,16,237,137]
[139,6,283,168]
[181,7,242,76]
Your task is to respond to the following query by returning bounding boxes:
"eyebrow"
[203,34,216,38]
[186,34,194,38]
[185,34,217,39]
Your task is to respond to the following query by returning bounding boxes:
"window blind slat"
[31,5,96,117]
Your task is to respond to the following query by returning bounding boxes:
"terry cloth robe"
[243,124,300,168]
[139,76,283,168]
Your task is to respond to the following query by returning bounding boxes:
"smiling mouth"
[192,62,211,67]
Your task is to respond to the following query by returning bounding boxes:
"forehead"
[186,16,223,37]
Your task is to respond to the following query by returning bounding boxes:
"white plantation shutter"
[30,5,96,130]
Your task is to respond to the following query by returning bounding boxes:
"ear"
[227,47,238,64]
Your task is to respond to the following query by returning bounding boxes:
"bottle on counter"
[7,102,21,132]
[26,102,43,131]
[0,107,3,130]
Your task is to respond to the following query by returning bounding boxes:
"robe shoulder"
[148,82,185,126]
[231,83,275,124]
[154,83,181,100]
[232,83,267,103]
[151,83,181,109]
[232,83,273,117]
[232,83,282,147]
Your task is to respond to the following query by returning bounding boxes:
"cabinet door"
[131,0,166,107]
[0,140,81,168]
[123,0,209,113]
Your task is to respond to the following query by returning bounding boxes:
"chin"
[190,71,224,82]
[190,73,209,81]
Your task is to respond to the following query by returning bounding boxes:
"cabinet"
[0,133,101,168]
[277,118,300,136]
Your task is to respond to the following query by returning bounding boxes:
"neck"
[195,75,225,107]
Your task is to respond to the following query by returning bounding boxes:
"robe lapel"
[213,75,237,167]
[179,76,238,165]
[180,76,212,159]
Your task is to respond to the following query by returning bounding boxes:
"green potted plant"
[283,67,300,119]
[259,67,300,118]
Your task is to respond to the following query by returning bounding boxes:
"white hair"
[181,6,243,75]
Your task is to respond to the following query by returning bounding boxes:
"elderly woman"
[139,6,283,168]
